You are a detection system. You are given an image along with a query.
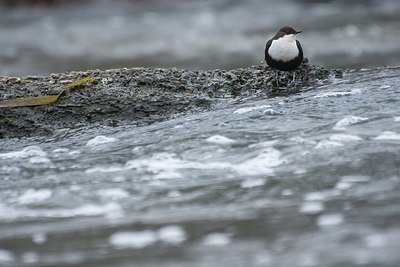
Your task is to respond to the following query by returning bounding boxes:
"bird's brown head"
[273,26,302,39]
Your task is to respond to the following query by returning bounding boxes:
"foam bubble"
[53,148,70,153]
[333,116,368,130]
[31,203,123,219]
[232,148,282,176]
[233,105,271,114]
[281,189,293,196]
[0,146,47,160]
[335,175,371,190]
[329,134,362,142]
[374,131,400,141]
[316,213,344,227]
[154,170,183,179]
[86,135,118,146]
[263,109,279,115]
[32,232,47,244]
[304,191,337,202]
[126,149,282,179]
[158,225,186,245]
[97,188,129,200]
[299,201,325,214]
[314,88,361,98]
[18,189,52,205]
[364,234,387,248]
[85,165,126,174]
[28,156,51,164]
[0,249,15,263]
[109,230,157,249]
[202,232,232,246]
[240,178,266,188]
[22,252,39,264]
[206,135,236,145]
[340,175,370,183]
[314,140,344,149]
[289,136,315,145]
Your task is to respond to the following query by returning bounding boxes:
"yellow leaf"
[0,95,61,108]
[0,76,94,108]
[65,77,94,89]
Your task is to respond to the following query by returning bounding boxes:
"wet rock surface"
[0,60,342,138]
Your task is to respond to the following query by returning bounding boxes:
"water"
[1,0,400,76]
[1,67,400,266]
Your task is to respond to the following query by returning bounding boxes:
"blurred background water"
[1,1,400,267]
[0,0,399,77]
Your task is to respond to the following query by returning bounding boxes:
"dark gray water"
[0,0,400,76]
[1,67,400,266]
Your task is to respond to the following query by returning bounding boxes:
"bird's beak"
[295,30,302,34]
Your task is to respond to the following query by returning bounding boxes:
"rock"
[0,60,342,138]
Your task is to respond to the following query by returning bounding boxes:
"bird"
[265,26,303,86]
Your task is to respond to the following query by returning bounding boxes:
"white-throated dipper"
[265,26,303,85]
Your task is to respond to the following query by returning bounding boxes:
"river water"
[1,0,400,266]
[1,66,400,266]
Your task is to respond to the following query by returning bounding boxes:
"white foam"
[85,165,126,174]
[336,175,370,190]
[68,150,81,156]
[299,201,325,214]
[126,149,282,178]
[289,136,317,145]
[232,148,282,176]
[154,170,183,179]
[0,146,47,160]
[18,189,52,205]
[314,140,344,149]
[126,153,198,179]
[76,203,122,218]
[158,225,186,245]
[263,109,278,115]
[314,88,361,98]
[333,116,368,130]
[0,249,15,263]
[109,230,157,249]
[316,213,344,227]
[202,232,232,247]
[168,190,182,198]
[281,189,293,196]
[86,135,118,146]
[32,232,47,244]
[28,156,51,164]
[206,135,236,145]
[304,191,338,202]
[364,234,387,248]
[329,134,363,142]
[340,175,371,183]
[233,105,271,114]
[53,148,69,154]
[335,180,353,190]
[97,188,129,200]
[240,178,266,188]
[22,252,39,264]
[394,116,400,122]
[374,131,400,141]
[0,203,123,220]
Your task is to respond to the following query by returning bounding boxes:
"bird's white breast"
[268,34,299,62]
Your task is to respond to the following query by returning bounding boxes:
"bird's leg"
[275,69,280,87]
[287,71,296,86]
[292,71,296,85]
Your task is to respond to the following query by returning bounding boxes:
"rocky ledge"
[0,59,342,138]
